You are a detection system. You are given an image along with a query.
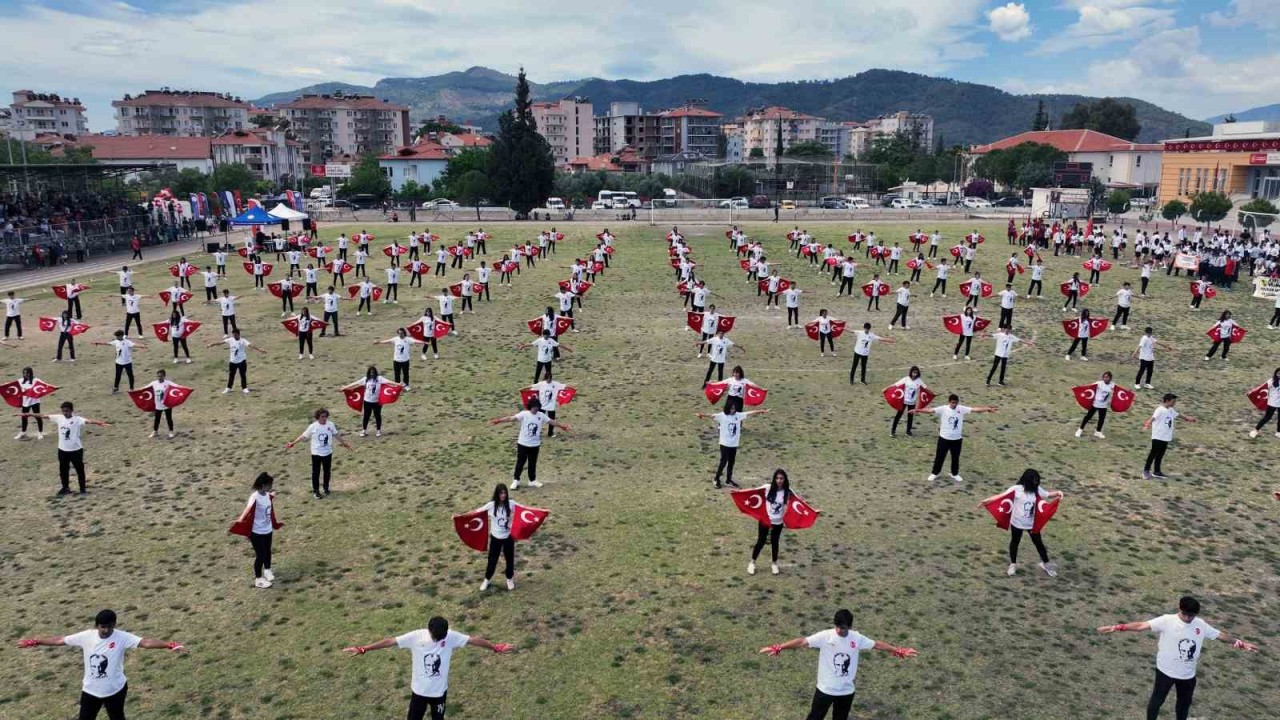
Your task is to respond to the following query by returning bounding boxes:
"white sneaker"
[421,354,428,361]
[254,577,272,589]
[222,388,231,394]
[36,432,43,440]
[375,430,381,437]
[771,563,779,575]
[242,388,250,394]
[1249,429,1259,438]
[511,479,520,490]
[1074,428,1083,438]
[309,354,315,360]
[433,354,439,360]
[927,474,938,481]
[1039,562,1057,578]
[1275,432,1280,439]
[964,355,970,361]
[1006,563,1017,576]
[1144,384,1154,389]
[1080,356,1088,362]
[1064,355,1071,361]
[359,430,366,437]
[747,561,756,575]
[148,431,156,438]
[263,568,275,582]
[952,354,958,360]
[1094,431,1106,439]
[529,480,543,488]
[506,578,515,591]
[479,579,490,591]
[13,432,25,440]
[951,474,963,483]
[298,353,304,360]
[172,358,179,364]
[185,358,192,364]
[167,432,175,439]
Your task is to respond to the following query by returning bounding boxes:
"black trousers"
[999,308,1013,328]
[534,361,552,384]
[249,531,272,577]
[67,296,82,318]
[1206,339,1231,359]
[931,278,946,294]
[59,448,86,492]
[357,296,373,313]
[1147,670,1196,720]
[1066,337,1088,357]
[850,354,868,383]
[786,307,799,325]
[1145,439,1168,474]
[514,444,540,482]
[1136,359,1154,385]
[484,535,515,579]
[1063,291,1079,309]
[805,688,854,720]
[953,335,973,356]
[1009,528,1049,563]
[227,361,247,389]
[434,262,446,276]
[385,283,398,301]
[1080,407,1108,430]
[393,360,410,386]
[221,314,238,335]
[714,445,738,483]
[361,401,382,431]
[79,685,127,720]
[3,315,21,338]
[153,408,173,432]
[322,311,339,336]
[838,277,854,296]
[311,454,332,493]
[1113,306,1130,326]
[171,337,190,359]
[21,402,42,432]
[819,332,835,353]
[752,523,782,562]
[113,363,135,390]
[281,294,294,313]
[703,361,725,386]
[298,331,314,355]
[891,407,914,434]
[1028,279,1042,296]
[305,282,318,296]
[124,313,142,336]
[1256,406,1280,431]
[931,437,962,475]
[1141,277,1150,295]
[406,692,447,720]
[987,356,1008,384]
[56,332,75,360]
[890,303,909,327]
[866,295,880,311]
[461,296,473,312]
[333,273,346,287]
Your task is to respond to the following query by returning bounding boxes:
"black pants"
[298,331,314,355]
[354,265,366,278]
[703,361,724,386]
[953,335,973,357]
[1028,279,1042,296]
[1113,306,1130,326]
[1066,337,1088,357]
[838,277,854,296]
[480,283,491,301]
[322,311,339,336]
[311,454,332,493]
[1145,439,1168,474]
[866,295,880,311]
[305,282,318,296]
[1206,339,1231,359]
[928,245,938,258]
[484,535,515,579]
[1089,269,1100,284]
[333,272,345,287]
[514,444,540,483]
[68,296,82,318]
[222,315,238,335]
[964,292,979,309]
[1080,407,1108,430]
[361,401,382,431]
[714,445,737,484]
[153,408,173,432]
[410,272,422,287]
[254,275,265,288]
[59,448,86,492]
[888,259,898,273]
[124,313,142,336]
[461,296,473,312]
[1141,277,1150,295]
[171,337,190,359]
[1136,359,1154,385]
[535,361,552,384]
[406,692,447,720]
[931,278,946,294]
[931,437,962,475]
[1009,527,1049,563]
[1147,670,1196,720]
[999,308,1013,328]
[21,402,42,432]
[393,360,410,386]
[434,262,446,276]
[249,531,272,578]
[3,315,21,338]
[890,303,909,328]
[850,354,868,383]
[910,267,922,282]
[1064,291,1078,310]
[281,294,294,313]
[79,685,127,720]
[385,283,398,301]
[358,296,373,313]
[227,361,247,389]
[113,363,135,390]
[56,332,75,360]
[987,356,1008,384]
[819,332,835,353]
[421,337,438,356]
[1256,406,1280,431]
[805,688,854,720]
[891,407,914,435]
[787,307,799,326]
[752,523,782,562]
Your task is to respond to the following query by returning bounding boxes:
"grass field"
[2,220,1277,720]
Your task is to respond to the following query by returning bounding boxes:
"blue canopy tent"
[228,206,282,226]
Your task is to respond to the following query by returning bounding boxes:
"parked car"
[590,200,610,210]
[1130,197,1154,208]
[422,198,459,209]
[880,194,901,207]
[719,196,749,209]
[349,194,381,210]
[309,187,332,199]
[890,198,913,209]
[545,197,566,211]
[847,198,872,209]
[923,197,949,206]
[992,197,1026,207]
[748,194,772,209]
[961,197,994,209]
[780,199,797,211]
[819,197,848,209]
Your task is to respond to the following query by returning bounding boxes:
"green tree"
[393,180,431,204]
[1160,199,1188,221]
[1015,161,1053,190]
[414,118,465,139]
[250,113,278,129]
[208,163,259,195]
[454,170,490,221]
[866,133,916,169]
[1060,98,1141,141]
[486,67,556,215]
[1239,198,1277,228]
[1189,191,1232,222]
[343,154,391,198]
[437,148,489,198]
[973,142,1066,189]
[783,140,833,159]
[715,166,756,197]
[1106,189,1131,214]
[171,167,208,195]
[1031,100,1049,131]
[748,147,764,159]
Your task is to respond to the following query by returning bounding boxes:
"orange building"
[1160,122,1280,206]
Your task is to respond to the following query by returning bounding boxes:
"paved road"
[0,236,219,295]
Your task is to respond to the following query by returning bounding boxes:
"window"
[1108,155,1114,167]
[1135,156,1141,167]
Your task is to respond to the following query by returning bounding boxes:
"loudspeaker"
[280,219,290,232]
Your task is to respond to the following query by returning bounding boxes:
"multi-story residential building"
[817,121,851,158]
[530,97,594,168]
[740,107,824,161]
[594,102,661,158]
[867,111,934,152]
[113,90,251,137]
[212,128,306,184]
[277,93,411,164]
[9,91,89,140]
[657,106,722,157]
[846,123,877,159]
[724,131,745,164]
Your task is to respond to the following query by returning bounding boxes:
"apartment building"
[212,128,306,184]
[868,111,934,151]
[9,90,88,140]
[530,97,594,168]
[657,106,722,157]
[740,106,823,160]
[593,102,661,158]
[113,90,251,137]
[277,93,411,164]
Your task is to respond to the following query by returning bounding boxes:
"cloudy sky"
[2,0,1276,130]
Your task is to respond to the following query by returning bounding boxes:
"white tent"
[268,203,308,221]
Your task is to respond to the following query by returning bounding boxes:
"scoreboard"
[1052,161,1093,188]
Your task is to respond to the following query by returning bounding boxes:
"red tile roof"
[660,107,723,118]
[212,129,303,147]
[380,141,450,161]
[279,94,409,111]
[746,106,821,121]
[568,146,650,171]
[112,91,251,109]
[441,132,492,147]
[969,129,1162,155]
[49,135,212,160]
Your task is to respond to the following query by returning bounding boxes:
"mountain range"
[255,67,1211,147]
[1205,104,1280,124]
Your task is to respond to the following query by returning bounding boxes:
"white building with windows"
[212,129,306,184]
[9,90,88,140]
[968,129,1162,191]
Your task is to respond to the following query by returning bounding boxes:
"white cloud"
[1207,0,1280,31]
[1050,1,1176,49]
[988,3,1032,42]
[0,0,995,131]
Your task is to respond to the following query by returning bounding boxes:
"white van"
[662,188,678,208]
[545,197,566,211]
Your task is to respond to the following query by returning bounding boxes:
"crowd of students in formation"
[6,218,1275,720]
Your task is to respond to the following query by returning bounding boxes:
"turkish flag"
[600,232,611,240]
[164,384,194,408]
[960,280,993,298]
[552,316,573,335]
[378,383,404,405]
[159,289,193,306]
[704,381,728,404]
[152,320,201,341]
[168,264,197,277]
[848,233,863,245]
[0,381,22,408]
[1007,262,1025,275]
[743,383,768,406]
[736,245,749,255]
[805,321,845,341]
[909,234,925,246]
[1189,282,1217,299]
[448,282,466,297]
[949,245,963,258]
[23,378,58,402]
[268,282,304,299]
[802,245,815,257]
[861,282,890,297]
[986,491,1061,532]
[1084,259,1113,272]
[527,246,542,257]
[1206,324,1247,343]
[758,278,793,292]
[243,262,273,276]
[587,261,602,274]
[127,386,158,412]
[941,315,989,335]
[1110,385,1136,413]
[383,245,408,257]
[556,386,577,405]
[882,382,935,411]
[407,319,450,341]
[1247,382,1271,411]
[527,318,546,335]
[676,281,689,295]
[499,260,519,273]
[984,490,1015,530]
[1023,245,1036,258]
[564,280,594,295]
[306,246,332,258]
[347,285,384,302]
[783,494,820,529]
[717,315,736,333]
[236,247,251,257]
[38,317,90,335]
[51,284,88,300]
[604,246,615,255]
[1031,497,1059,533]
[510,503,550,540]
[739,259,751,272]
[869,246,886,258]
[825,257,840,267]
[281,317,326,335]
[453,510,489,551]
[1061,318,1109,338]
[906,258,922,270]
[730,487,771,525]
[341,387,364,412]
[1060,281,1092,298]
[324,261,353,275]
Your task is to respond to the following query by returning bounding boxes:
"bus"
[597,190,640,209]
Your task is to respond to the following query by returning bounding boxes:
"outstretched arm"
[16,636,66,648]
[971,405,999,413]
[489,414,519,426]
[138,638,187,652]
[871,640,918,658]
[1097,621,1152,633]
[466,636,515,653]
[342,637,397,655]
[759,637,807,655]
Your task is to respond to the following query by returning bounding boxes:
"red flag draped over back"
[554,316,574,335]
[743,383,768,406]
[164,384,194,408]
[453,510,489,551]
[510,504,550,540]
[1247,382,1271,411]
[1206,324,1246,343]
[783,494,820,529]
[717,316,736,333]
[731,487,771,525]
[377,383,404,405]
[704,382,728,404]
[984,490,1015,530]
[1032,497,1060,533]
[0,381,23,408]
[127,386,158,412]
[1071,384,1097,411]
[342,387,363,412]
[1110,385,1136,413]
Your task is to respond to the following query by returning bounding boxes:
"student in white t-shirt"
[978,468,1063,577]
[889,366,928,437]
[1065,309,1094,361]
[1143,393,1197,479]
[530,368,569,437]
[1112,281,1134,330]
[701,330,742,387]
[3,290,25,339]
[343,366,399,438]
[888,280,911,330]
[518,330,571,384]
[747,469,803,576]
[147,369,178,438]
[850,322,895,385]
[983,324,1033,387]
[476,483,520,590]
[1130,326,1170,389]
[285,407,353,499]
[1075,371,1117,439]
[217,289,240,337]
[18,609,186,720]
[694,405,770,489]
[229,472,281,588]
[1097,596,1257,720]
[1027,259,1045,297]
[374,328,425,391]
[488,397,571,489]
[23,400,109,495]
[92,330,148,393]
[1205,310,1236,361]
[911,393,998,483]
[1249,368,1280,439]
[759,608,917,720]
[342,615,513,720]
[314,285,344,337]
[207,328,266,394]
[812,308,841,357]
[119,287,146,338]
